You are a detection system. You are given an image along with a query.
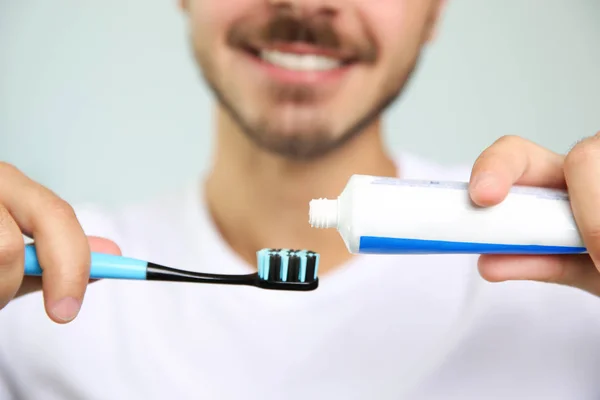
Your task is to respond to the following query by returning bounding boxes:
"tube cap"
[309,198,338,229]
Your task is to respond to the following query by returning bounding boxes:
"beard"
[204,76,414,161]
[194,8,421,161]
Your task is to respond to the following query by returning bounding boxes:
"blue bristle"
[256,248,319,284]
[263,250,269,279]
[279,249,289,281]
[256,249,269,279]
[298,250,308,283]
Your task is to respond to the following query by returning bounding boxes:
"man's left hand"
[469,133,600,296]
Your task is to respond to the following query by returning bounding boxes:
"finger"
[478,254,600,296]
[16,236,122,297]
[563,133,600,270]
[469,136,565,207]
[87,236,122,256]
[0,163,90,323]
[0,205,25,310]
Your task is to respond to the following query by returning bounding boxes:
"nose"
[267,0,339,17]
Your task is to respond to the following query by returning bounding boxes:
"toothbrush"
[23,245,320,291]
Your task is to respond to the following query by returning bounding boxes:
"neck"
[204,106,398,275]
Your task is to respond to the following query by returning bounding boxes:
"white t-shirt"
[1,153,600,400]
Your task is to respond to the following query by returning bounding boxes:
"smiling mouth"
[261,50,344,71]
[242,43,357,72]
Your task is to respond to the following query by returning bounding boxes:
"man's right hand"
[0,162,120,323]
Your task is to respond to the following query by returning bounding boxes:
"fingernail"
[51,297,81,322]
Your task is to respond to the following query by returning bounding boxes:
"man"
[0,0,599,398]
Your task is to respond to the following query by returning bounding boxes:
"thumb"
[88,236,121,256]
[16,236,122,298]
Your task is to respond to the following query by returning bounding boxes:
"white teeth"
[259,50,341,71]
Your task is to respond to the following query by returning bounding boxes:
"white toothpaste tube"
[308,174,586,254]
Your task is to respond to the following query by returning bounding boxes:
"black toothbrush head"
[144,248,319,292]
[255,248,319,291]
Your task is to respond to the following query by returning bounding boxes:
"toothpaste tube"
[308,174,586,254]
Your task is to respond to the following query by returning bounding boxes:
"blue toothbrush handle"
[24,245,149,280]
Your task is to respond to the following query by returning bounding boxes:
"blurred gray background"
[1,0,599,207]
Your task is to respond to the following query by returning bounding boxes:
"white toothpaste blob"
[309,174,586,255]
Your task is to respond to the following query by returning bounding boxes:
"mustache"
[227,12,377,62]
[265,14,340,49]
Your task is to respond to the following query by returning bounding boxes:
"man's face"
[182,0,443,159]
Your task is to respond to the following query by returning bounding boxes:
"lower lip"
[242,51,353,85]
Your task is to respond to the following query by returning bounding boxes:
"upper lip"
[242,41,357,64]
